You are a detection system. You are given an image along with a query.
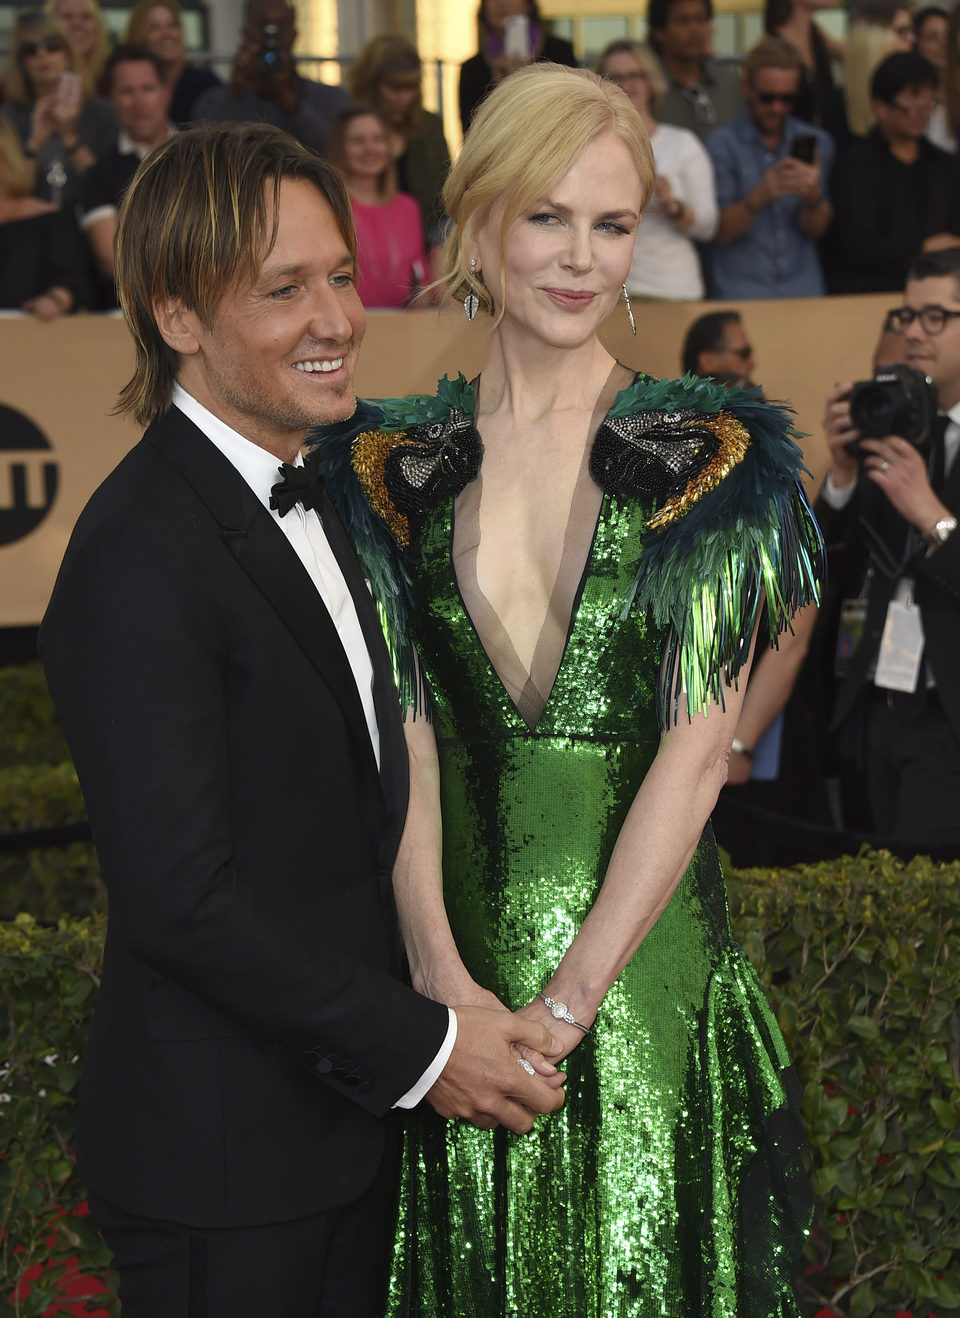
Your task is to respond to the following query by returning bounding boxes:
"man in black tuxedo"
[818,247,960,847]
[39,123,563,1317]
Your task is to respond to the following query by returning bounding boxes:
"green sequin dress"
[313,371,820,1318]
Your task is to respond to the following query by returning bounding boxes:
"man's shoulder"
[297,75,349,111]
[704,114,748,153]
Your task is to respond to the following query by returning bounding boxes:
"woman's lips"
[543,288,597,309]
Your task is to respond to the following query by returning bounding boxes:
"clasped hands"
[423,970,594,1135]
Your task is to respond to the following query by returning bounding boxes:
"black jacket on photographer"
[815,397,960,839]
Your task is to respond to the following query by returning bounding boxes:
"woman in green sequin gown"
[321,65,816,1318]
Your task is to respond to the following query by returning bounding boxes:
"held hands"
[426,1005,565,1133]
[518,991,596,1064]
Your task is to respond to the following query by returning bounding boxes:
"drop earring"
[623,284,636,336]
[464,258,479,322]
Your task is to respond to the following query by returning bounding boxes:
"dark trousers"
[88,1132,400,1318]
[863,690,960,847]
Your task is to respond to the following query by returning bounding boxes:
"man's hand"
[763,156,819,202]
[859,435,950,533]
[426,1006,565,1133]
[822,381,861,490]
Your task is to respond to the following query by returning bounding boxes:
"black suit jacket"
[815,439,960,743]
[40,406,448,1228]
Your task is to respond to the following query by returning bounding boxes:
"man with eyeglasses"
[817,247,960,846]
[825,52,960,294]
[681,308,756,387]
[704,36,833,300]
[647,0,743,140]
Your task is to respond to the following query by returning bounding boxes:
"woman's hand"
[518,994,594,1063]
[28,94,58,150]
[23,286,71,320]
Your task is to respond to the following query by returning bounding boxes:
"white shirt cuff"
[80,204,117,232]
[393,1006,457,1109]
[821,470,858,510]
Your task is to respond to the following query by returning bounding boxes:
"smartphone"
[504,14,531,60]
[56,71,82,111]
[790,133,817,163]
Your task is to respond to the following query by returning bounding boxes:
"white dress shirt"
[171,384,455,1107]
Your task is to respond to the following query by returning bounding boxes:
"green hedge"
[2,854,959,1316]
[0,913,114,1317]
[731,851,960,1317]
[0,666,69,772]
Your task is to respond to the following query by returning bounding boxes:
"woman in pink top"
[327,104,428,309]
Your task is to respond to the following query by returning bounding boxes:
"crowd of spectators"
[4,0,960,311]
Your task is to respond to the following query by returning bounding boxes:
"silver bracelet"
[538,992,590,1034]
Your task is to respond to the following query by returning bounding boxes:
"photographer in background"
[189,0,346,155]
[818,247,960,847]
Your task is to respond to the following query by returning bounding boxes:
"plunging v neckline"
[450,363,635,730]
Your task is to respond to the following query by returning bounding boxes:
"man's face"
[653,0,712,63]
[110,59,170,144]
[699,319,755,380]
[744,66,800,139]
[174,178,366,458]
[901,275,960,409]
[873,84,935,144]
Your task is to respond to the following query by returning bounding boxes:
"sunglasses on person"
[19,35,68,55]
[725,344,754,359]
[754,90,797,105]
[887,305,960,334]
[682,83,717,124]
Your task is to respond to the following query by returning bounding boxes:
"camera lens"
[854,385,895,432]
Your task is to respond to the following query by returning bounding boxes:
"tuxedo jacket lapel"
[145,410,378,781]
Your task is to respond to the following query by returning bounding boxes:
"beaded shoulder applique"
[309,373,823,724]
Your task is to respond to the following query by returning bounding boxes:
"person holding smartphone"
[0,9,116,206]
[458,0,578,131]
[704,34,833,298]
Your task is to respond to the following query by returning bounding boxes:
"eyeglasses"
[889,93,935,113]
[605,71,647,87]
[725,344,754,360]
[682,83,716,124]
[20,36,68,54]
[892,22,915,39]
[887,304,960,334]
[755,90,797,105]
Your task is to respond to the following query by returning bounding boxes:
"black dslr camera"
[845,364,937,456]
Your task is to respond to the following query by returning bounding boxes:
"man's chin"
[313,389,358,426]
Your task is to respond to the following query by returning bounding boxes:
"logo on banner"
[0,405,59,546]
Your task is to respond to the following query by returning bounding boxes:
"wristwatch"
[930,516,958,546]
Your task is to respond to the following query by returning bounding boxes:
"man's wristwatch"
[929,516,958,546]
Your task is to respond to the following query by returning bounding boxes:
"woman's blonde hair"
[4,11,78,107]
[844,4,906,135]
[443,64,654,321]
[124,0,182,51]
[45,0,112,94]
[0,118,36,196]
[596,39,668,107]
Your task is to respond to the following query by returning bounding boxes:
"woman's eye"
[530,212,561,225]
[598,222,631,235]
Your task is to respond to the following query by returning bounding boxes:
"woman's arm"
[520,653,754,1057]
[393,709,500,1008]
[676,132,719,241]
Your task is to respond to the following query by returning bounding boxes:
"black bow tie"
[269,461,323,518]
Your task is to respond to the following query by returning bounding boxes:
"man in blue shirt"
[705,36,833,299]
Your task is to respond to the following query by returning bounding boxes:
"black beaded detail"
[590,408,723,503]
[384,408,483,524]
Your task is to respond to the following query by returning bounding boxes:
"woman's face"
[143,5,184,63]
[52,0,98,58]
[916,12,948,67]
[343,114,391,183]
[890,8,917,52]
[20,31,70,96]
[376,75,420,126]
[472,130,644,351]
[601,50,652,116]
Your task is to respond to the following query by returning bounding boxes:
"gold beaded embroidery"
[646,413,751,531]
[351,428,416,549]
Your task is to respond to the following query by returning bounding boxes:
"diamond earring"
[623,284,636,336]
[464,258,479,321]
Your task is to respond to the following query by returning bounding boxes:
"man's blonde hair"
[114,122,357,425]
[442,64,654,321]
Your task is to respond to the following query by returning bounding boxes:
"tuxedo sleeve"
[40,511,449,1116]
